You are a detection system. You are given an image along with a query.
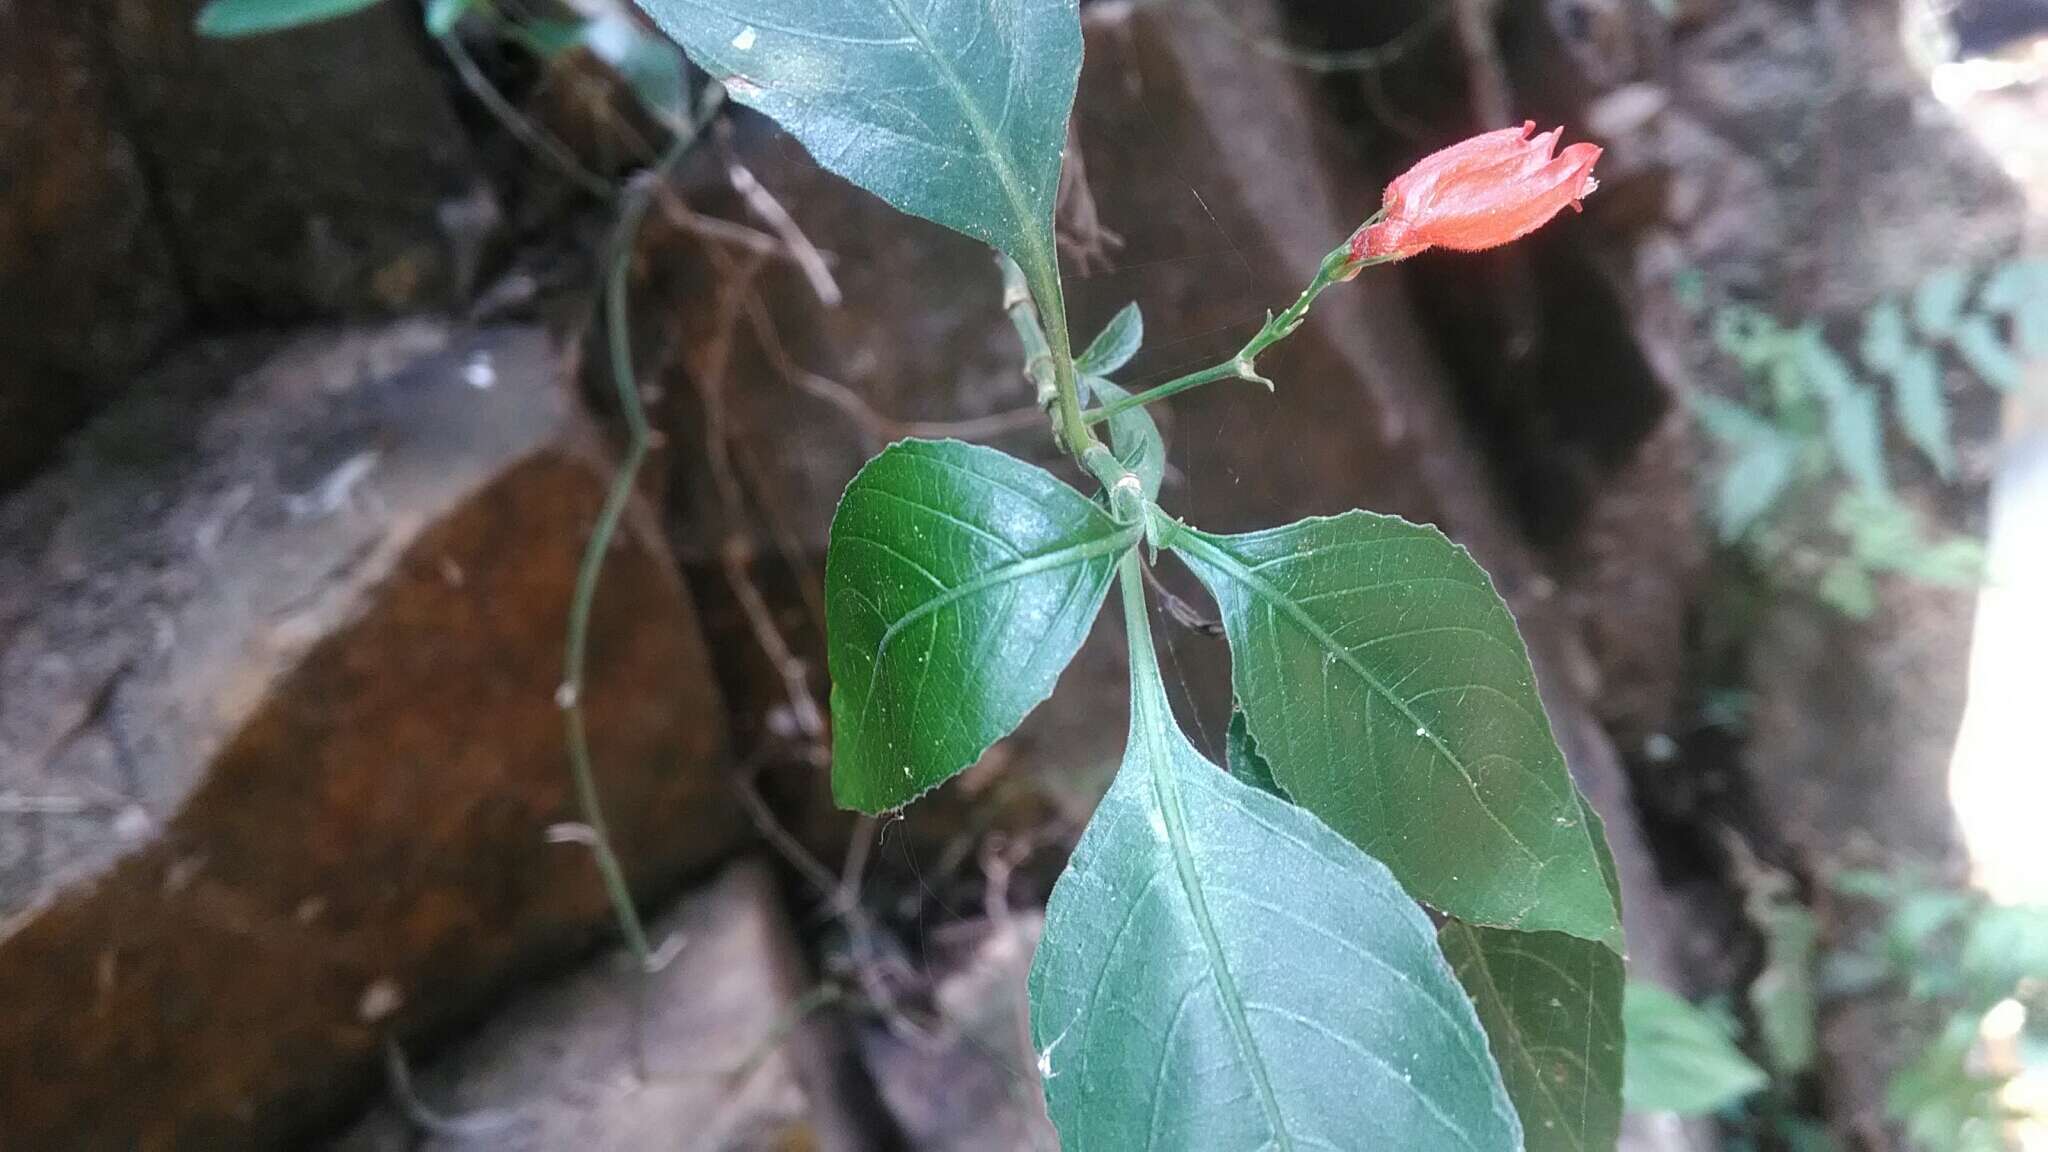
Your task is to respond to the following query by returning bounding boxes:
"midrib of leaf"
[858,527,1138,663]
[1176,532,1551,868]
[876,0,1049,277]
[847,524,1140,729]
[1119,552,1297,1152]
[1444,923,1592,1143]
[867,0,1085,446]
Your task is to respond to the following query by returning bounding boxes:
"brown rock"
[332,858,865,1152]
[0,0,185,491]
[0,323,738,1149]
[100,0,491,318]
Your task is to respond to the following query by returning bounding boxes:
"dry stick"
[1142,563,1224,636]
[733,771,844,907]
[693,174,1036,754]
[1449,0,1512,128]
[838,814,879,911]
[652,182,839,644]
[727,160,844,307]
[740,294,1046,452]
[688,241,832,760]
[1055,120,1123,274]
[728,535,829,756]
[732,764,930,1044]
[1448,0,1540,356]
[652,195,819,265]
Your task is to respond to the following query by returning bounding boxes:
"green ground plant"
[1828,870,2048,1152]
[193,1,1788,1147]
[1685,260,2046,616]
[627,6,1630,1147]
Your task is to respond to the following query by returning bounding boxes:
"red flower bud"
[1348,122,1602,262]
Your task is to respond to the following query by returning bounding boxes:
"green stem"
[1118,548,1163,704]
[1081,360,1244,427]
[559,135,697,969]
[1025,256,1098,458]
[998,254,1058,412]
[1000,251,1125,491]
[1083,242,1391,427]
[438,27,617,203]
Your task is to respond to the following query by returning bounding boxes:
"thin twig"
[1055,120,1124,273]
[1177,0,1452,75]
[740,294,1044,450]
[438,31,618,203]
[652,194,824,265]
[688,231,837,758]
[1450,0,1512,128]
[383,1040,523,1139]
[1143,564,1224,636]
[724,536,828,759]
[838,815,878,911]
[726,159,844,307]
[731,762,928,1043]
[687,239,829,727]
[734,771,845,908]
[557,138,699,969]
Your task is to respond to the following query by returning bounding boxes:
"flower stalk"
[1083,122,1601,428]
[1083,242,1386,427]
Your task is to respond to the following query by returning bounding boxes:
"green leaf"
[1980,258,2048,314]
[1888,348,1955,478]
[1075,302,1144,376]
[1030,558,1522,1151]
[825,440,1136,812]
[1860,301,1913,376]
[1688,392,1784,448]
[1888,1014,2007,1149]
[1794,325,1858,404]
[1831,493,1985,588]
[2017,296,2048,362]
[1952,315,2022,393]
[1622,982,1767,1115]
[424,0,471,36]
[518,18,590,58]
[1816,560,1877,618]
[1744,884,1819,1076]
[1958,903,2048,1005]
[1441,923,1625,1152]
[1225,707,1286,798]
[1173,513,1624,949]
[1912,267,1973,339]
[583,14,689,122]
[633,0,1080,271]
[195,0,384,36]
[1714,433,1802,541]
[1825,384,1889,497]
[1980,258,2048,358]
[1713,306,1786,376]
[1083,375,1165,502]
